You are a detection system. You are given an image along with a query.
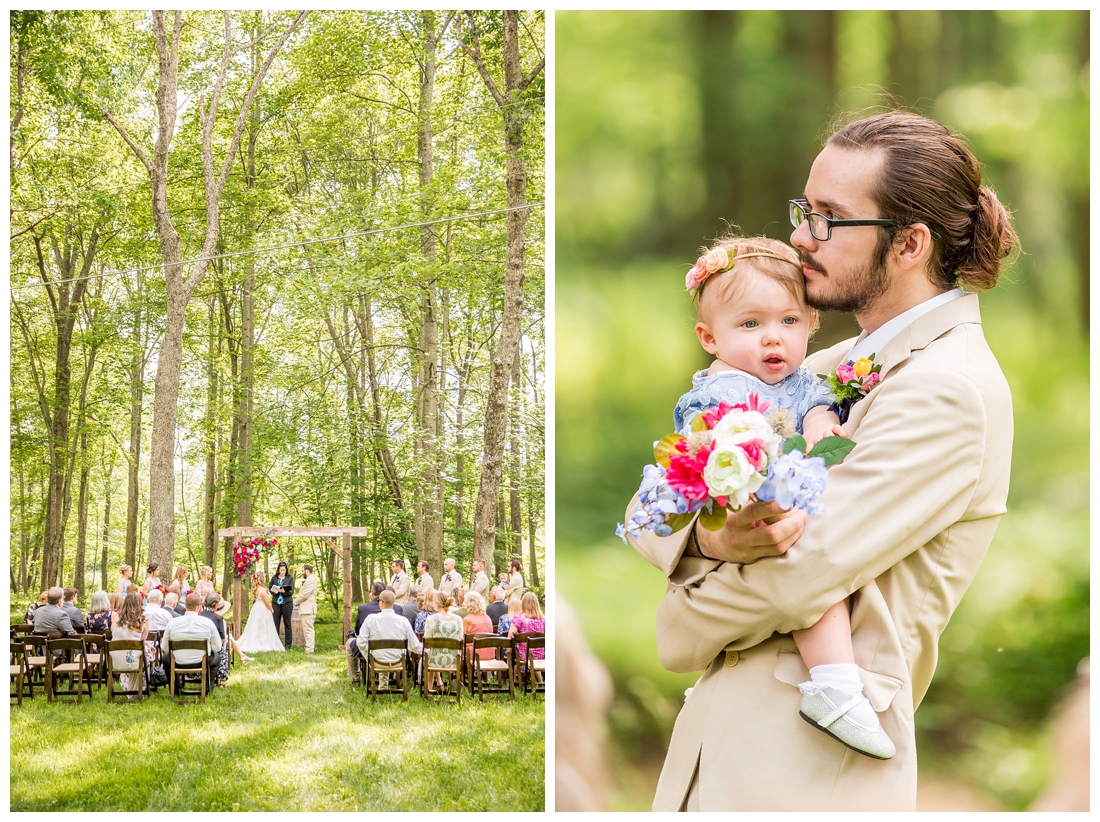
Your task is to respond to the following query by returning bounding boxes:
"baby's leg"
[792,599,896,759]
[792,600,855,667]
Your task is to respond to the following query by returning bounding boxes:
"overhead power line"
[9,202,544,292]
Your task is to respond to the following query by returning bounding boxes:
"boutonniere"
[820,354,883,423]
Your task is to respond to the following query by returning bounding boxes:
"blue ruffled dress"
[673,366,833,435]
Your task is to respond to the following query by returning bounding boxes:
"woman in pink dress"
[508,592,545,662]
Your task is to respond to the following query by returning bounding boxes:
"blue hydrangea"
[617,464,697,543]
[756,449,828,516]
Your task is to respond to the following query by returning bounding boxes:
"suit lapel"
[844,294,982,434]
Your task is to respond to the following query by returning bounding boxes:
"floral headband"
[686,247,801,293]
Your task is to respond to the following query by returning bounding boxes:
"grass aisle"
[10,617,545,811]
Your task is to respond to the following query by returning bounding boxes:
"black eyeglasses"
[789,199,901,241]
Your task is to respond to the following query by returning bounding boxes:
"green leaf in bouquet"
[665,512,695,533]
[654,433,686,468]
[782,434,807,455]
[691,413,711,433]
[806,435,856,466]
[698,504,728,531]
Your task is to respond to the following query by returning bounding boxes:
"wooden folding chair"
[11,641,31,705]
[77,633,108,690]
[512,632,545,697]
[471,635,515,701]
[21,634,50,697]
[522,633,545,697]
[421,637,463,703]
[167,640,210,704]
[364,639,410,702]
[45,637,92,704]
[105,639,148,703]
[146,630,164,666]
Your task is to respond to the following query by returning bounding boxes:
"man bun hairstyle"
[827,110,1020,292]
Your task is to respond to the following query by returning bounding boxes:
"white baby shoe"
[798,681,896,760]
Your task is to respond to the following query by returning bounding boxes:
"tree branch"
[101,108,152,174]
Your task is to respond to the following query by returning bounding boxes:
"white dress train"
[236,592,286,654]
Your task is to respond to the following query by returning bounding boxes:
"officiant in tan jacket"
[627,112,1018,812]
[294,565,319,653]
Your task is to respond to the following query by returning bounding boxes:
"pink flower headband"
[686,248,801,293]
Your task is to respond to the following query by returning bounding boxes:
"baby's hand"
[802,406,847,449]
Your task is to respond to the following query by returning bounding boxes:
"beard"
[802,234,892,314]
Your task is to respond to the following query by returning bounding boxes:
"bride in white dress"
[235,573,287,655]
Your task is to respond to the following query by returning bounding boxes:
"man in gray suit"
[31,587,75,636]
[62,587,85,633]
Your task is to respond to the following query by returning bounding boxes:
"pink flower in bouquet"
[666,440,714,502]
[736,438,768,471]
[835,362,857,384]
[860,371,881,391]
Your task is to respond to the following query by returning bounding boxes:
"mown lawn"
[9,613,545,811]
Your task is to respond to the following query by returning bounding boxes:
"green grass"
[9,612,545,811]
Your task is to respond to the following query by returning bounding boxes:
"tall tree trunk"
[509,348,524,559]
[203,295,219,570]
[101,464,113,592]
[73,428,90,595]
[124,270,145,570]
[103,10,306,572]
[462,11,543,564]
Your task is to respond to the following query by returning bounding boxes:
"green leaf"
[654,433,686,468]
[806,436,856,466]
[698,504,727,531]
[665,512,695,533]
[782,434,807,455]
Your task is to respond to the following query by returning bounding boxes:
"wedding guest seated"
[508,592,546,663]
[162,592,221,695]
[86,590,114,634]
[360,590,421,689]
[199,592,229,684]
[414,590,436,635]
[108,591,125,623]
[486,586,508,631]
[423,590,463,693]
[126,584,140,596]
[144,590,174,633]
[462,592,495,662]
[401,585,422,629]
[25,590,48,625]
[166,585,186,615]
[497,596,523,637]
[450,587,470,618]
[62,587,86,632]
[109,592,150,694]
[31,587,75,636]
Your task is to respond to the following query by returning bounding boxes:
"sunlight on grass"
[10,622,544,811]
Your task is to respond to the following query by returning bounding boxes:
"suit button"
[725,650,739,667]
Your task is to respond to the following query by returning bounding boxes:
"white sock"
[809,664,881,728]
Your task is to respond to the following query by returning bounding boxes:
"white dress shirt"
[359,609,422,664]
[162,611,222,665]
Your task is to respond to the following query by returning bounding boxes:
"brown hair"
[693,234,816,331]
[826,110,1020,291]
[118,592,146,632]
[521,591,544,620]
[109,591,125,611]
[434,590,454,611]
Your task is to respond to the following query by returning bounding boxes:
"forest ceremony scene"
[9,9,545,811]
[555,10,1088,813]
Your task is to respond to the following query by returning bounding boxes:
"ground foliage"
[9,613,545,811]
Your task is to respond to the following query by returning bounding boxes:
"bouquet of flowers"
[233,536,277,579]
[617,394,854,543]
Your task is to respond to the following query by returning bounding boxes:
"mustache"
[799,251,825,275]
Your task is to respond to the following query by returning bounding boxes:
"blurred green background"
[555,10,1089,811]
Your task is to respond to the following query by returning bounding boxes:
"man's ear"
[893,223,936,275]
[695,321,719,355]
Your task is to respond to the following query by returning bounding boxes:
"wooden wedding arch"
[216,526,366,636]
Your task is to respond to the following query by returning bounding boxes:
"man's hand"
[693,500,807,564]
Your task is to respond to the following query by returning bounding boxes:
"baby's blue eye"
[783,317,797,325]
[743,320,758,329]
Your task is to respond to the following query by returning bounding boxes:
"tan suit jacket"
[418,572,434,593]
[390,571,411,604]
[439,570,463,596]
[470,571,490,598]
[293,575,318,615]
[628,295,1012,811]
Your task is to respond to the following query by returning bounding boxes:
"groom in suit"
[294,564,318,653]
[627,111,1018,811]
